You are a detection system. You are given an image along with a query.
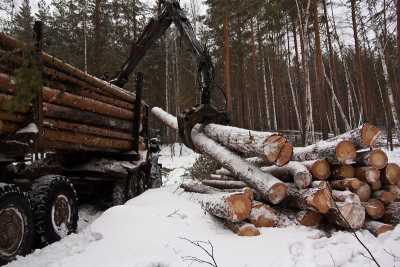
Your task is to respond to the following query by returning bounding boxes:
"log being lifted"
[198,124,293,166]
[261,161,312,189]
[152,107,288,204]
[292,124,381,164]
[0,33,136,103]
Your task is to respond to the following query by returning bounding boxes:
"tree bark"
[223,15,232,114]
[261,161,312,189]
[44,103,133,132]
[202,180,247,190]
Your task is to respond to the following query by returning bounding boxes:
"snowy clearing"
[6,145,400,267]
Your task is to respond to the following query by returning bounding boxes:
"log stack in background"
[151,107,399,237]
[0,33,143,154]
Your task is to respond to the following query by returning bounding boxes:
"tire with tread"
[30,175,78,247]
[0,183,33,265]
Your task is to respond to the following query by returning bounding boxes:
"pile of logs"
[0,33,142,154]
[152,107,400,237]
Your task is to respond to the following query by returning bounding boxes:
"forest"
[0,0,399,146]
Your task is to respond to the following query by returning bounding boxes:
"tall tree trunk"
[93,0,102,75]
[223,15,232,114]
[350,0,368,122]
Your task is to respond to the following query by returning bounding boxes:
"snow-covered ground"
[7,145,400,267]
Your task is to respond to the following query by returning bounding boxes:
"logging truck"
[0,0,232,263]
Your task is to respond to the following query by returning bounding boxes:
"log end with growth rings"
[368,149,388,170]
[335,140,357,164]
[311,160,331,180]
[267,183,288,205]
[226,193,253,222]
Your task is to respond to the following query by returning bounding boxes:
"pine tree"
[13,0,33,42]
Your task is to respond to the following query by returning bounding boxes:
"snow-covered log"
[210,174,238,181]
[356,149,388,170]
[181,181,222,194]
[383,163,400,185]
[285,182,334,214]
[302,160,331,180]
[355,167,382,191]
[296,210,322,227]
[372,191,395,205]
[364,220,394,236]
[224,221,260,236]
[326,123,381,148]
[332,190,361,203]
[151,107,288,204]
[199,192,252,222]
[261,162,312,189]
[331,201,366,230]
[202,180,247,190]
[200,124,293,166]
[293,140,356,165]
[362,199,385,220]
[382,202,400,224]
[248,201,278,228]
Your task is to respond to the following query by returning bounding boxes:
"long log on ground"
[296,210,322,227]
[293,140,356,164]
[382,202,400,224]
[42,87,134,120]
[331,201,366,230]
[0,33,136,103]
[43,128,133,151]
[152,107,288,204]
[249,201,278,228]
[199,124,293,166]
[302,160,331,180]
[355,167,382,191]
[383,163,400,185]
[364,220,394,237]
[261,162,312,189]
[43,119,133,141]
[210,174,238,181]
[44,103,132,132]
[332,165,355,179]
[372,191,395,205]
[224,221,260,236]
[356,149,388,170]
[202,180,247,190]
[199,192,252,222]
[285,182,334,214]
[362,199,385,220]
[326,123,381,148]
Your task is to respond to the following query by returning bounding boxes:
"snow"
[7,145,400,267]
[16,123,38,134]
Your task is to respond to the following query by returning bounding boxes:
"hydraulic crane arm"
[110,0,213,105]
[111,0,228,149]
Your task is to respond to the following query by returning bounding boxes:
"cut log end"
[373,191,396,205]
[249,201,278,228]
[362,199,385,220]
[356,184,371,202]
[368,149,388,170]
[334,202,366,230]
[361,123,381,147]
[267,183,288,205]
[296,210,322,227]
[310,182,335,214]
[335,140,357,164]
[334,165,355,179]
[224,221,261,236]
[311,159,331,180]
[275,142,293,167]
[227,193,253,222]
[365,220,394,237]
[384,163,400,185]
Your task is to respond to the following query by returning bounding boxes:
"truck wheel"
[30,176,78,247]
[0,183,33,265]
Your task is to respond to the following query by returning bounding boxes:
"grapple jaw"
[178,104,230,150]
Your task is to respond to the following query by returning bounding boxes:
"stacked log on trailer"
[0,33,145,155]
[152,107,399,237]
